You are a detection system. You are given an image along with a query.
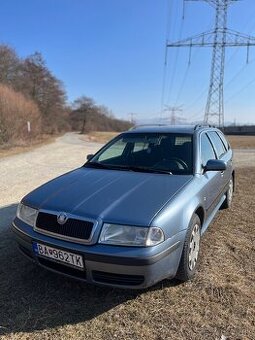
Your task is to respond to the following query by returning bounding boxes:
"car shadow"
[0,203,180,336]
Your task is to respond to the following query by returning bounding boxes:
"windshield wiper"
[85,162,109,169]
[86,162,172,174]
[85,162,129,171]
[124,166,172,175]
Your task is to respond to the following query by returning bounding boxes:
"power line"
[184,86,208,112]
[170,11,215,110]
[165,1,185,106]
[174,63,191,106]
[225,76,255,103]
[184,55,255,115]
[184,56,255,120]
[160,0,174,117]
[166,0,255,127]
[161,1,212,114]
[172,16,216,111]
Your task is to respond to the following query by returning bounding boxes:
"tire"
[221,176,234,209]
[176,214,201,282]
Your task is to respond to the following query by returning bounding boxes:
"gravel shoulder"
[0,133,102,207]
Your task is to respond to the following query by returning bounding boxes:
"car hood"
[23,168,192,226]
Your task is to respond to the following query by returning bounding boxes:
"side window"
[207,131,226,158]
[201,133,216,167]
[217,132,229,151]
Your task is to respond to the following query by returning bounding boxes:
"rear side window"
[207,131,226,158]
[217,131,229,150]
[201,133,216,167]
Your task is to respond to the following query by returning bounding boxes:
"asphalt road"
[0,132,254,224]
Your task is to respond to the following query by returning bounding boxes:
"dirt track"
[0,133,254,340]
[0,133,102,208]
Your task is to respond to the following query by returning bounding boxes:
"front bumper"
[11,219,185,289]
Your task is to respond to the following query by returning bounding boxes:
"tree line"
[0,44,131,145]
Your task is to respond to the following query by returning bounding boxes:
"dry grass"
[0,168,254,339]
[83,131,119,143]
[0,135,58,159]
[227,135,255,149]
[0,84,41,144]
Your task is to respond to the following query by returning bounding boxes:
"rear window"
[133,141,150,153]
[175,136,192,145]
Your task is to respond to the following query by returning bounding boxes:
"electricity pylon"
[164,105,183,125]
[167,0,255,127]
[128,112,137,124]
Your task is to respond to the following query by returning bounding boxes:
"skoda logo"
[57,212,68,225]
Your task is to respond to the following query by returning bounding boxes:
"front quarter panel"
[151,176,205,239]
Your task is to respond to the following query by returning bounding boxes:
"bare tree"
[72,96,97,133]
[21,52,67,132]
[70,96,132,133]
[0,45,20,87]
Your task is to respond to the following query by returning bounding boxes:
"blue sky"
[0,0,255,124]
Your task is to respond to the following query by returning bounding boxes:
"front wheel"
[176,214,201,282]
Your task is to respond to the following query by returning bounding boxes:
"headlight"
[17,203,38,227]
[99,223,164,247]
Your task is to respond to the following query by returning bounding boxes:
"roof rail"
[194,124,215,130]
[130,123,169,130]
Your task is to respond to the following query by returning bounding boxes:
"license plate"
[32,242,84,270]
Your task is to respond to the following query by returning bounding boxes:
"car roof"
[125,124,218,134]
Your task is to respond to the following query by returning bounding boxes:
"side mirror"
[86,154,94,161]
[204,159,226,172]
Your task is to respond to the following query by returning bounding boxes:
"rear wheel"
[221,177,234,209]
[176,214,201,282]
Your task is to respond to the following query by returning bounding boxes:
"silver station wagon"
[12,125,234,289]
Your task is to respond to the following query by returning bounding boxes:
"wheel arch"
[194,206,205,227]
[232,170,235,191]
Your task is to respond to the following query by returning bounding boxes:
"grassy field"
[0,167,254,339]
[0,135,57,159]
[227,135,255,149]
[85,131,119,143]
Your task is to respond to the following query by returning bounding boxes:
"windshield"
[85,133,193,175]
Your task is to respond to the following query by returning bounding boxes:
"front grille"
[92,271,144,286]
[38,257,87,280]
[36,212,94,241]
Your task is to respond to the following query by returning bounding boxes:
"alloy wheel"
[188,223,200,271]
